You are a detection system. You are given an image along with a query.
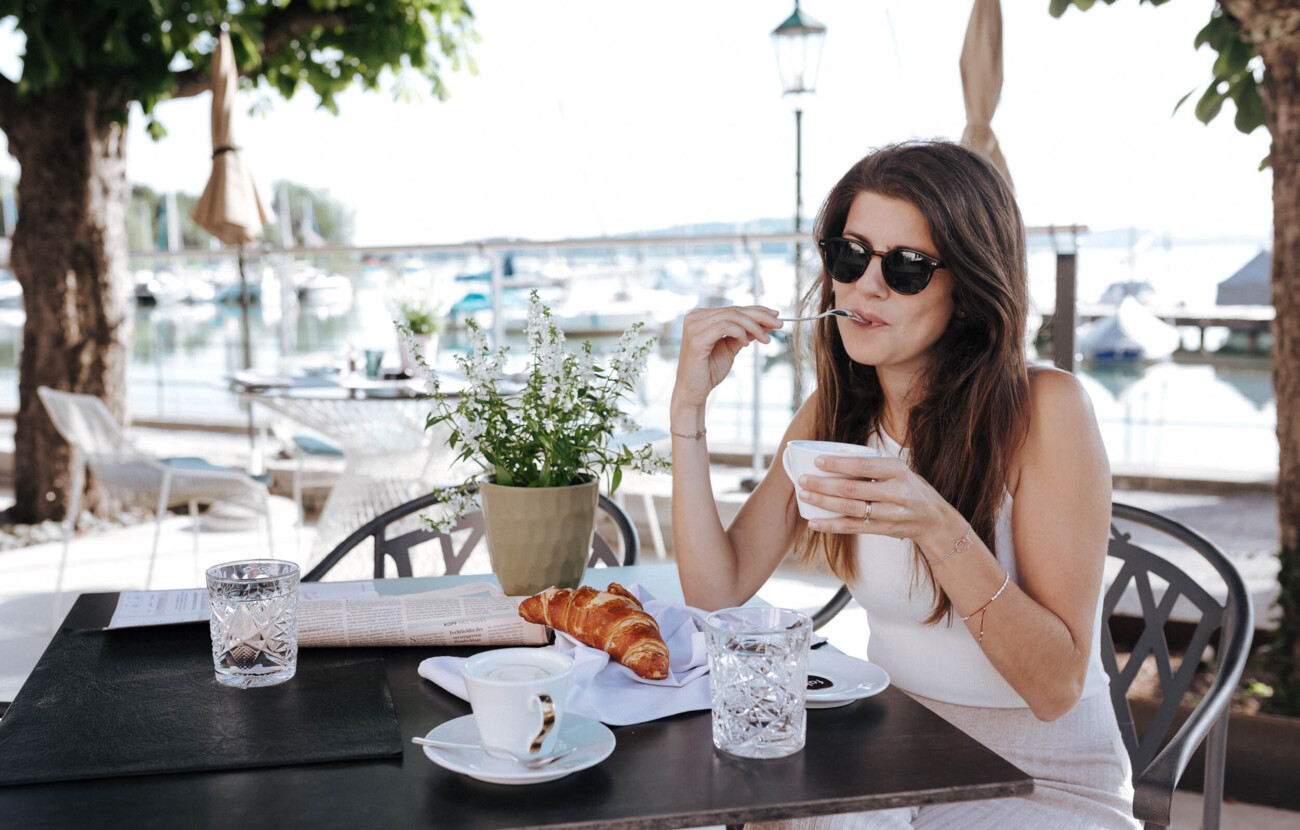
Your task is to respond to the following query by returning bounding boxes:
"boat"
[296,270,354,306]
[451,275,698,338]
[1077,295,1181,363]
[1097,280,1156,306]
[132,270,192,306]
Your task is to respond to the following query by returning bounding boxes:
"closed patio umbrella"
[959,0,1012,189]
[192,29,270,372]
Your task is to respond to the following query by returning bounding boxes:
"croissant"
[518,583,670,679]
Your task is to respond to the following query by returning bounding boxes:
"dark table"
[0,568,1032,829]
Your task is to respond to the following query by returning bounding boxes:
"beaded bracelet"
[670,427,707,440]
[961,571,1011,646]
[927,523,972,564]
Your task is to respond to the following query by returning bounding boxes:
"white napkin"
[417,584,713,726]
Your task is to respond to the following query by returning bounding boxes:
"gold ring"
[863,501,873,522]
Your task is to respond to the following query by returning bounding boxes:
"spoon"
[412,736,579,768]
[777,309,865,323]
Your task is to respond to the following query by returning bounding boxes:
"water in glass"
[207,560,300,689]
[705,607,811,759]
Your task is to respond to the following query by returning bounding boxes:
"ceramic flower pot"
[478,479,598,596]
[398,331,437,376]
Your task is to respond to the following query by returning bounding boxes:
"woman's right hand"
[671,306,782,414]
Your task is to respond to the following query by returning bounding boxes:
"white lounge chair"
[37,387,274,612]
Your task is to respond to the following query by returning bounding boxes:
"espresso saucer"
[420,713,615,785]
[806,651,891,709]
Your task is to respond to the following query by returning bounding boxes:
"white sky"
[0,0,1276,247]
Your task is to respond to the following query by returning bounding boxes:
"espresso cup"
[781,440,883,520]
[461,649,574,758]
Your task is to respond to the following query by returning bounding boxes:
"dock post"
[1053,241,1077,374]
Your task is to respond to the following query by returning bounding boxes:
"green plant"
[404,292,667,529]
[397,301,446,336]
[391,271,453,336]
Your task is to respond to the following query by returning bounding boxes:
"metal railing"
[128,225,1089,482]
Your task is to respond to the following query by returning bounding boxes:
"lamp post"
[738,3,826,493]
[771,1,825,407]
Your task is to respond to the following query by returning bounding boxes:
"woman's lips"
[842,309,886,327]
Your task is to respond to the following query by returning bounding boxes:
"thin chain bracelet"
[670,427,707,440]
[961,571,1011,645]
[927,523,972,564]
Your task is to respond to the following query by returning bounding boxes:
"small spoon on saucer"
[412,736,578,768]
[777,309,865,323]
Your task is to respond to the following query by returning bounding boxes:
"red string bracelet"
[961,571,1011,645]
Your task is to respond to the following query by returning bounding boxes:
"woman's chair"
[1105,502,1253,830]
[807,502,1253,829]
[303,488,639,582]
[37,387,274,599]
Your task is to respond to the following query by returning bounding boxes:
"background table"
[237,376,471,573]
[0,566,1033,829]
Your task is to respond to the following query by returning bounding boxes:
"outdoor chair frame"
[303,487,640,582]
[809,501,1253,829]
[36,387,274,613]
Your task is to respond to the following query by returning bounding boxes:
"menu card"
[107,580,549,647]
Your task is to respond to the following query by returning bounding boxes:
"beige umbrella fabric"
[192,30,269,375]
[959,0,1013,189]
[192,30,269,246]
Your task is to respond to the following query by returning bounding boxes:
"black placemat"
[0,594,402,786]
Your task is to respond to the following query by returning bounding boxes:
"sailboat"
[1077,295,1181,363]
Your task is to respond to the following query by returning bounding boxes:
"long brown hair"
[798,140,1030,625]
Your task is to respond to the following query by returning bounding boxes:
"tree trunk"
[1226,0,1300,714]
[7,89,133,523]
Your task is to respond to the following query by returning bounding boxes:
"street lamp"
[771,1,825,404]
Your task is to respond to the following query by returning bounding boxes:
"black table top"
[0,586,1033,830]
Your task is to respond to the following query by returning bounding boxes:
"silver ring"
[863,501,873,522]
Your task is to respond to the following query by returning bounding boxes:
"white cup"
[461,649,574,759]
[781,439,883,520]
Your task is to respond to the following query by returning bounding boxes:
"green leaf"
[1195,84,1226,124]
[1259,154,1271,172]
[1172,87,1197,116]
[1213,36,1254,78]
[1232,75,1266,134]
[1194,16,1223,50]
[611,465,622,495]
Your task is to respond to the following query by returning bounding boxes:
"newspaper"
[299,585,549,647]
[106,580,549,647]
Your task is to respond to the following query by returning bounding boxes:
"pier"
[1041,302,1274,353]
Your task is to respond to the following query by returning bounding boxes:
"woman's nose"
[854,255,890,300]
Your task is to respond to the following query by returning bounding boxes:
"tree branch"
[261,8,352,59]
[0,74,17,134]
[171,69,210,102]
[167,7,355,102]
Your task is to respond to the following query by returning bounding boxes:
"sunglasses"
[817,237,945,295]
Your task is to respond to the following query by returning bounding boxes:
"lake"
[0,253,1277,478]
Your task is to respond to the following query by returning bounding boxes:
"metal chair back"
[1105,502,1253,829]
[806,502,1254,829]
[304,488,640,582]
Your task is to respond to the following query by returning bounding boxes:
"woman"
[670,141,1137,828]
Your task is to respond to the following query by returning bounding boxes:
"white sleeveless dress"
[752,431,1139,830]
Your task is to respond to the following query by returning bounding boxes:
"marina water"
[0,239,1276,478]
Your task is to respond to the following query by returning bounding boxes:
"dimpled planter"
[478,479,598,596]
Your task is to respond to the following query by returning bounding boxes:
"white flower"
[409,290,668,526]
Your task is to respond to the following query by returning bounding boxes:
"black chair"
[807,502,1253,829]
[304,489,639,582]
[812,584,853,631]
[1106,502,1252,830]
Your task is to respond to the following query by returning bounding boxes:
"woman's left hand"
[796,454,947,539]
